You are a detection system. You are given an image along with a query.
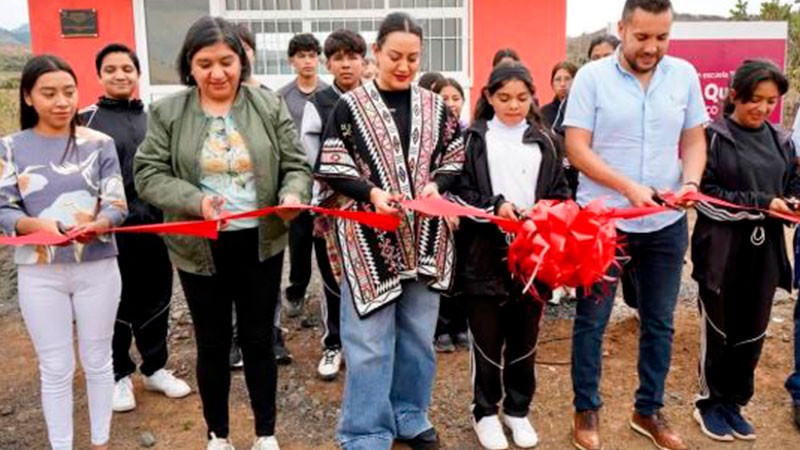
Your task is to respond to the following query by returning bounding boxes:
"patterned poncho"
[315,81,464,318]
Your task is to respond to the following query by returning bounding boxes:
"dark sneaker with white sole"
[693,405,734,442]
[721,404,756,440]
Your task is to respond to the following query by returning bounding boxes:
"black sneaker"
[397,427,440,450]
[721,404,756,440]
[229,341,243,370]
[693,405,734,442]
[452,332,470,349]
[274,328,292,365]
[434,334,455,353]
[282,293,307,318]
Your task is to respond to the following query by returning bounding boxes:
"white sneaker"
[317,348,342,381]
[143,368,192,398]
[473,415,509,450]
[251,435,280,450]
[207,432,235,450]
[112,376,136,412]
[502,415,539,448]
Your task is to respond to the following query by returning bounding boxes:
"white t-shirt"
[485,117,542,210]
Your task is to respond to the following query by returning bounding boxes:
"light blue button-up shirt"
[563,51,708,233]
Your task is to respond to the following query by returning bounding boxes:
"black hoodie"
[691,116,800,294]
[451,118,571,298]
[80,97,162,225]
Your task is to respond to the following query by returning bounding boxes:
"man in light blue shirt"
[563,1,707,449]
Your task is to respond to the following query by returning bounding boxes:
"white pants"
[18,258,121,450]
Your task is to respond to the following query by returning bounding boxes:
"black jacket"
[80,97,162,225]
[452,119,571,298]
[691,117,800,294]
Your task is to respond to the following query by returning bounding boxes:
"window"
[311,0,386,8]
[227,0,302,10]
[144,0,209,85]
[223,1,466,77]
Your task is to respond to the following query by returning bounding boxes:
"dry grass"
[0,89,18,136]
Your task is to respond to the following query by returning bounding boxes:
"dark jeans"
[315,236,341,349]
[785,229,800,405]
[786,298,800,405]
[572,216,688,415]
[179,229,282,439]
[113,233,174,381]
[467,296,543,421]
[286,211,314,302]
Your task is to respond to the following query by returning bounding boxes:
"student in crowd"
[0,55,128,450]
[278,33,328,363]
[692,59,800,442]
[789,111,800,430]
[492,48,521,67]
[79,43,191,412]
[418,71,445,90]
[134,16,311,450]
[362,56,378,81]
[315,12,464,450]
[454,62,570,450]
[299,28,367,381]
[430,76,469,353]
[541,61,577,130]
[563,1,708,449]
[433,77,468,130]
[587,35,621,61]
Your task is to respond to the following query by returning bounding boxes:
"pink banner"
[668,38,787,123]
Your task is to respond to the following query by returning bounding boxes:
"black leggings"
[179,228,282,439]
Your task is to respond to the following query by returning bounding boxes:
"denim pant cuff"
[395,411,433,439]
[339,433,393,450]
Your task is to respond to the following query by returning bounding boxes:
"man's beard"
[624,52,662,75]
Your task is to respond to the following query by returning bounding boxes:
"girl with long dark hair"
[453,63,570,449]
[0,55,128,450]
[691,59,800,442]
[314,12,464,450]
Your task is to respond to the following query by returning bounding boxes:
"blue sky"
[0,0,769,35]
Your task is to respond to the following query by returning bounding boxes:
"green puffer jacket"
[134,84,312,275]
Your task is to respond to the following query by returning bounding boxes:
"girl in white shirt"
[453,63,570,450]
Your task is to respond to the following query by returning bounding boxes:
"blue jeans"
[572,216,688,415]
[337,279,440,450]
[786,298,800,405]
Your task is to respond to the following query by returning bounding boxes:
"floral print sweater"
[0,127,128,264]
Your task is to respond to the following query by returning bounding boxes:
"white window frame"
[133,0,473,107]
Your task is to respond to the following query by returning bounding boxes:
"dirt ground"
[0,245,800,450]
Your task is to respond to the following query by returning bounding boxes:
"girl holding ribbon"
[452,62,570,450]
[0,55,128,450]
[691,59,800,443]
[134,16,311,450]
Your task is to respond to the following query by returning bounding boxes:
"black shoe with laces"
[397,427,440,450]
[274,328,292,365]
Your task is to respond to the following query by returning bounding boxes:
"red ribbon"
[1,191,795,251]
